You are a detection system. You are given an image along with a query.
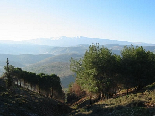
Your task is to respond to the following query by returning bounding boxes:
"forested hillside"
[0,59,72,116]
[70,44,155,98]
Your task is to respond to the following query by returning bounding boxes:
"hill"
[0,53,82,88]
[0,54,54,76]
[67,83,155,116]
[0,78,71,116]
[1,77,155,116]
[0,43,155,55]
[0,54,54,66]
[23,54,83,88]
[24,62,75,88]
[0,44,88,55]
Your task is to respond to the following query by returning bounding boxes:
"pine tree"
[5,58,13,88]
[70,44,119,100]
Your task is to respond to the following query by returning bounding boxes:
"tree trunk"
[89,95,92,105]
[19,80,21,87]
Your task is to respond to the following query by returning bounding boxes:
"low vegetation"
[67,86,155,116]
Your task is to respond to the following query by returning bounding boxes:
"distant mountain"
[22,36,155,46]
[1,36,155,55]
[1,36,154,47]
[1,43,155,55]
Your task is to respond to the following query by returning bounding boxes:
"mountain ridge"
[0,36,154,46]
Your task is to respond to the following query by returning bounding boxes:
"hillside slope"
[0,78,71,116]
[23,54,83,88]
[68,84,155,116]
[0,54,54,67]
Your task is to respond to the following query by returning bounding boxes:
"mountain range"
[0,36,154,47]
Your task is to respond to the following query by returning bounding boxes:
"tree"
[37,73,63,99]
[70,44,119,100]
[4,58,15,88]
[120,45,155,93]
[3,60,64,101]
[13,68,23,87]
[49,74,63,98]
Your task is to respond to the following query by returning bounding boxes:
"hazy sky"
[0,0,155,43]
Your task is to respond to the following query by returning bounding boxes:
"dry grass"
[67,83,155,116]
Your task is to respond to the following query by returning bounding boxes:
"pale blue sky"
[0,0,155,43]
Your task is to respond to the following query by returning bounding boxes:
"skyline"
[0,0,155,44]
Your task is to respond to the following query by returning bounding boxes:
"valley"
[1,37,155,88]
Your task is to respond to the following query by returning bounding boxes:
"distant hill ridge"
[0,36,154,47]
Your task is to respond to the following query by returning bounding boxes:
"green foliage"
[71,44,155,98]
[70,44,120,96]
[3,63,64,100]
[120,45,155,91]
[3,58,15,88]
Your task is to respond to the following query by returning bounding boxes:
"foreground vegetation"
[70,44,155,100]
[67,44,155,115]
[1,77,155,116]
[0,78,71,116]
[3,60,65,101]
[67,83,155,116]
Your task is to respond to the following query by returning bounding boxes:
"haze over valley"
[1,36,155,88]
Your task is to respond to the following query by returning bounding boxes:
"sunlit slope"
[23,54,83,88]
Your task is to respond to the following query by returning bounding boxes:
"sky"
[0,0,155,43]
